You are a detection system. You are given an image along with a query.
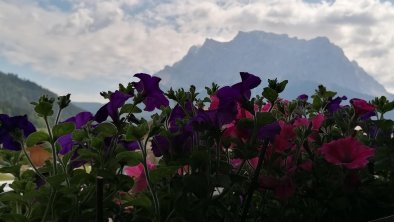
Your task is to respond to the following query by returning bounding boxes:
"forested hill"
[0,71,85,128]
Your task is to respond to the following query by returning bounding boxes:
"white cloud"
[1,0,394,96]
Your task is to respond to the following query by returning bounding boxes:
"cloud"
[1,0,394,97]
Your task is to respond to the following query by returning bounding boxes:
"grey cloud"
[1,0,394,97]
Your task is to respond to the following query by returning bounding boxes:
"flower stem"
[44,117,57,175]
[138,139,161,221]
[240,140,269,222]
[55,108,62,125]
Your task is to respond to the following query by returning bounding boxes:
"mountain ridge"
[156,30,391,100]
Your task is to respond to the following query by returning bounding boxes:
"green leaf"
[62,147,77,165]
[190,150,209,169]
[150,166,178,184]
[0,165,21,176]
[77,149,99,160]
[117,174,134,191]
[312,96,322,110]
[125,122,148,141]
[72,129,87,142]
[120,104,142,114]
[0,192,25,202]
[276,80,288,93]
[9,180,35,193]
[262,87,278,103]
[115,151,142,166]
[127,194,152,208]
[255,112,275,127]
[2,214,27,222]
[94,122,118,137]
[47,174,66,188]
[53,122,75,139]
[26,131,50,147]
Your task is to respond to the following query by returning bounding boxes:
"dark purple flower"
[297,94,308,101]
[57,112,94,155]
[0,114,36,151]
[258,122,281,141]
[95,90,133,123]
[58,134,74,155]
[216,86,239,125]
[327,96,347,113]
[192,109,227,130]
[120,140,139,151]
[64,112,93,129]
[168,101,193,129]
[368,125,379,139]
[133,73,169,111]
[231,72,261,100]
[152,135,170,157]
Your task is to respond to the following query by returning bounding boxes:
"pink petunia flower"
[124,161,155,193]
[273,121,296,152]
[311,113,325,130]
[319,137,374,169]
[209,95,219,110]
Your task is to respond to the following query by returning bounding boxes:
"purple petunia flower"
[258,122,281,141]
[57,112,94,155]
[64,112,93,129]
[297,94,308,101]
[120,140,139,151]
[0,114,36,151]
[95,90,133,123]
[326,96,347,113]
[168,101,194,129]
[231,72,262,101]
[152,135,170,157]
[216,86,239,125]
[133,73,169,112]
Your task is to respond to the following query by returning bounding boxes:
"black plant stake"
[96,176,104,222]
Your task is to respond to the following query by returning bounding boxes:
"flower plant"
[1,72,394,222]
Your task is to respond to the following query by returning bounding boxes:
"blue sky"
[1,0,394,102]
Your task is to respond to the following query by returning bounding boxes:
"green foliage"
[0,71,85,128]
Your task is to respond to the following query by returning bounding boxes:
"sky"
[1,0,394,102]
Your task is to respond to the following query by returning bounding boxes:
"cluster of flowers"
[0,72,392,222]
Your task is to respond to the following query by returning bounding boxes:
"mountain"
[156,31,392,101]
[0,71,85,128]
[74,102,103,114]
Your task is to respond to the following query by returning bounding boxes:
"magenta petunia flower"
[133,73,169,111]
[319,137,374,169]
[350,98,376,119]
